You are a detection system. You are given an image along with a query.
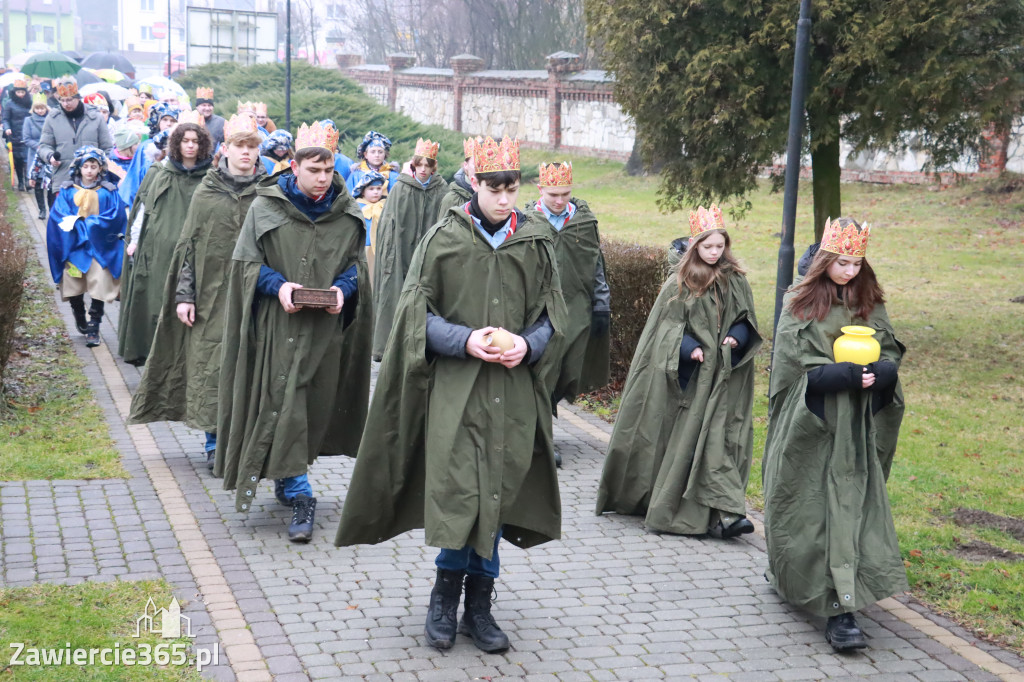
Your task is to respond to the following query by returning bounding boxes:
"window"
[43,26,54,42]
[141,26,153,40]
[178,28,185,41]
[142,0,154,10]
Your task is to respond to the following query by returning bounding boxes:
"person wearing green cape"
[527,161,611,467]
[763,216,906,651]
[596,205,761,538]
[335,136,567,654]
[128,114,266,467]
[435,136,479,220]
[118,118,213,365]
[215,121,372,544]
[371,138,448,360]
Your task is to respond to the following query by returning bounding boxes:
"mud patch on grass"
[953,508,1024,543]
[954,540,1024,563]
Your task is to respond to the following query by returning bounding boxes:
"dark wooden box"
[291,287,338,308]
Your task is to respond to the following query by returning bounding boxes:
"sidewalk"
[4,190,1024,681]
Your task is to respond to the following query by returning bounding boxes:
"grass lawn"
[522,149,1024,651]
[0,580,204,681]
[0,186,125,480]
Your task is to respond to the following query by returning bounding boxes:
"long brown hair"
[787,249,885,321]
[675,229,745,299]
[169,123,213,163]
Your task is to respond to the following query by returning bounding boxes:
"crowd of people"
[0,71,906,656]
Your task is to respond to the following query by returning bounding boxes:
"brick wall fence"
[337,51,1017,181]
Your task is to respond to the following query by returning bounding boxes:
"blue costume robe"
[346,160,399,195]
[118,139,158,207]
[333,152,354,181]
[46,180,128,283]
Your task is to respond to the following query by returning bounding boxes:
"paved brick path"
[4,193,1024,681]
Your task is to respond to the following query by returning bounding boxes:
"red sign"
[152,22,167,39]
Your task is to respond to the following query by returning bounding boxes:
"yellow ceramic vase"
[833,325,881,365]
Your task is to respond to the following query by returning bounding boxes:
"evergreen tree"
[586,0,1024,236]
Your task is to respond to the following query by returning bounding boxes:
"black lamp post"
[285,0,291,130]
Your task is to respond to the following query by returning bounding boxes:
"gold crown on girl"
[223,113,259,139]
[254,102,268,116]
[236,100,257,114]
[688,204,726,239]
[54,76,78,98]
[295,121,340,151]
[414,138,440,160]
[463,136,482,159]
[474,136,520,174]
[820,217,870,257]
[177,109,204,127]
[538,161,572,187]
[196,87,214,100]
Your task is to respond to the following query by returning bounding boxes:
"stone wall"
[462,92,549,142]
[560,98,634,155]
[395,85,456,130]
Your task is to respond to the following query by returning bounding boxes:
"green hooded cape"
[128,163,265,431]
[215,172,372,512]
[335,207,568,559]
[763,294,907,617]
[436,182,472,221]
[528,197,610,401]
[596,271,762,534]
[371,172,448,358]
[118,159,210,364]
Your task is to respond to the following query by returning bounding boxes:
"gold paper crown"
[688,204,726,239]
[463,136,482,159]
[237,100,257,114]
[414,138,440,160]
[12,78,28,89]
[124,96,143,112]
[196,87,214,100]
[254,102,268,116]
[54,76,78,98]
[177,110,204,127]
[473,136,520,174]
[538,161,572,187]
[820,217,870,258]
[223,113,259,139]
[295,121,340,152]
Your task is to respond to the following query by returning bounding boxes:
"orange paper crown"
[538,161,572,187]
[254,102,268,116]
[196,87,214,100]
[295,121,340,152]
[223,113,259,139]
[124,96,144,112]
[54,76,78,98]
[237,100,257,114]
[414,138,440,160]
[12,78,28,90]
[688,204,726,239]
[474,136,520,174]
[463,136,482,159]
[820,217,870,257]
[177,109,204,127]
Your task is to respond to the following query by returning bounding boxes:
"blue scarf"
[278,173,337,222]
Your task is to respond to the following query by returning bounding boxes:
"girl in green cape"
[596,205,762,538]
[763,217,906,651]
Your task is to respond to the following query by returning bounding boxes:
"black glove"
[865,360,898,392]
[51,151,61,162]
[591,310,610,337]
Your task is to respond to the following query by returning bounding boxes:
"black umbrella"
[116,78,136,89]
[74,69,103,86]
[81,52,136,76]
[61,49,84,63]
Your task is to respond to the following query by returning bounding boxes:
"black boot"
[68,295,88,334]
[825,612,868,651]
[85,321,100,348]
[424,568,465,650]
[458,574,510,653]
[708,514,754,539]
[554,449,562,468]
[274,479,292,506]
[287,495,316,543]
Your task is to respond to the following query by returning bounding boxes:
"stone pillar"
[546,52,582,150]
[385,53,416,111]
[450,54,484,133]
[979,124,1009,173]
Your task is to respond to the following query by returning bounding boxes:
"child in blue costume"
[118,102,180,207]
[46,146,128,347]
[260,130,294,175]
[346,130,400,194]
[351,170,387,280]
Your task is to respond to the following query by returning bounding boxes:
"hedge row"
[0,183,29,403]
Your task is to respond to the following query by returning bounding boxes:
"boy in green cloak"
[371,138,448,360]
[527,161,611,467]
[215,121,372,543]
[128,114,266,466]
[436,136,479,220]
[335,136,568,653]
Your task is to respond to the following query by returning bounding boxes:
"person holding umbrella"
[37,75,114,209]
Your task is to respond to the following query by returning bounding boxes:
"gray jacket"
[37,105,114,188]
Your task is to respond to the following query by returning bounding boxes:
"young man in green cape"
[435,136,479,220]
[128,114,266,466]
[335,136,568,653]
[527,161,611,467]
[215,121,372,543]
[371,138,448,360]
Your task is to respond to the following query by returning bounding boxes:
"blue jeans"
[435,527,503,578]
[279,474,313,501]
[204,432,217,453]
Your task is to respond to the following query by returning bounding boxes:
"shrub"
[0,186,29,405]
[602,238,668,385]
